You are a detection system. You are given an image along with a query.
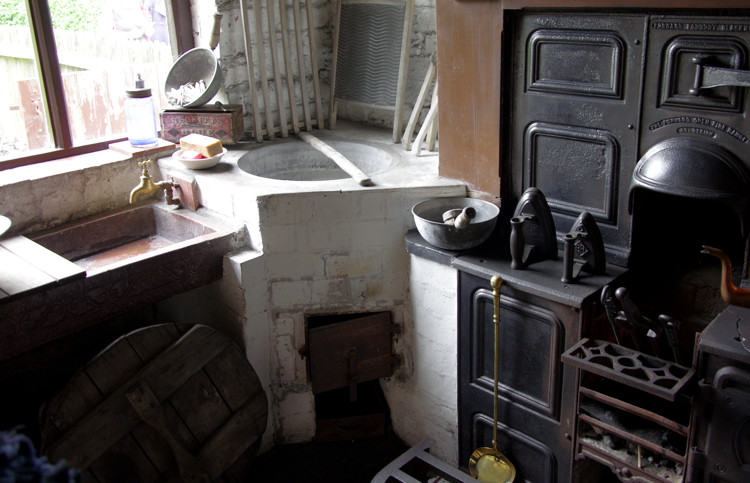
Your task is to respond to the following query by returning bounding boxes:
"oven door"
[689,365,750,482]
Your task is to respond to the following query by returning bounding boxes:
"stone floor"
[247,432,410,482]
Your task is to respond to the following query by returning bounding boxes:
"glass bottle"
[125,74,158,147]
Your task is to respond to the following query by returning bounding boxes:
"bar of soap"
[179,134,223,158]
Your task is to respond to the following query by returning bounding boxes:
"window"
[0,0,193,170]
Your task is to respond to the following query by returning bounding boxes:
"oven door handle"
[714,365,750,395]
[690,55,750,93]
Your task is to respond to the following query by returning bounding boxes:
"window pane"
[51,0,171,146]
[0,1,53,159]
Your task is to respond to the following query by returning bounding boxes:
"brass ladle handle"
[468,274,516,482]
[491,275,503,453]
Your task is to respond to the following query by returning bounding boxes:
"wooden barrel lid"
[39,323,267,482]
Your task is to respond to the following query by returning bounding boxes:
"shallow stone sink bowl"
[237,139,397,181]
[0,202,242,361]
[30,202,237,275]
[412,197,500,251]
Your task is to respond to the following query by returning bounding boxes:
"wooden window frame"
[1,0,194,171]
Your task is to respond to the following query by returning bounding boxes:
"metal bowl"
[412,197,499,250]
[164,47,222,108]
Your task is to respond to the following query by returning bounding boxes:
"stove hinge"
[686,448,708,482]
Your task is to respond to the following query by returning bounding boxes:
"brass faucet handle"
[138,159,153,175]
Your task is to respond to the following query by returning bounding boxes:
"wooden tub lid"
[39,323,267,482]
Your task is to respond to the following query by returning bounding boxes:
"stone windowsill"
[0,140,175,186]
[0,140,176,236]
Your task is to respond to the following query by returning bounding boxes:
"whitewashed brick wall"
[383,254,460,465]
[195,0,436,135]
[253,188,424,441]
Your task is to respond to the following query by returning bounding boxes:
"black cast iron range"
[458,10,750,483]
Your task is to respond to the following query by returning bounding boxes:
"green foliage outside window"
[0,0,106,31]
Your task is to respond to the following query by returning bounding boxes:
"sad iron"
[561,211,606,283]
[509,187,557,269]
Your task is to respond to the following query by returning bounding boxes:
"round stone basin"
[237,140,397,181]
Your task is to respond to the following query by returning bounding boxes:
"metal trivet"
[562,338,693,401]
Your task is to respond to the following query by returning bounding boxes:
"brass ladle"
[468,275,516,482]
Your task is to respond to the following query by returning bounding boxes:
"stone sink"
[30,202,236,274]
[0,202,245,361]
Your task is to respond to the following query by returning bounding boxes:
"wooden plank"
[298,131,373,186]
[126,382,209,481]
[41,323,183,443]
[0,244,56,296]
[427,104,438,151]
[88,433,162,483]
[253,0,275,140]
[392,0,415,142]
[161,395,202,453]
[84,333,146,397]
[266,0,289,136]
[292,0,313,131]
[278,0,300,134]
[128,421,177,478]
[198,390,268,479]
[411,80,438,156]
[45,325,232,469]
[41,324,268,481]
[40,371,104,445]
[204,347,264,411]
[435,0,502,195]
[124,323,202,458]
[18,79,49,149]
[239,0,264,142]
[402,59,435,150]
[328,0,342,130]
[126,323,183,363]
[170,370,232,444]
[304,0,325,128]
[0,235,84,283]
[308,312,394,394]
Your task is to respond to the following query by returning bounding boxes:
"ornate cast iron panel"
[507,13,649,267]
[523,122,619,226]
[456,259,626,482]
[526,29,626,99]
[469,286,564,418]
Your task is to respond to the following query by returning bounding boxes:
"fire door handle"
[690,55,750,94]
[714,365,750,391]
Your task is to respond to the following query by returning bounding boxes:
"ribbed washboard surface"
[334,2,406,107]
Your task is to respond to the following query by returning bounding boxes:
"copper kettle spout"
[702,245,750,308]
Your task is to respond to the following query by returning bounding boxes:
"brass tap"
[129,160,179,205]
